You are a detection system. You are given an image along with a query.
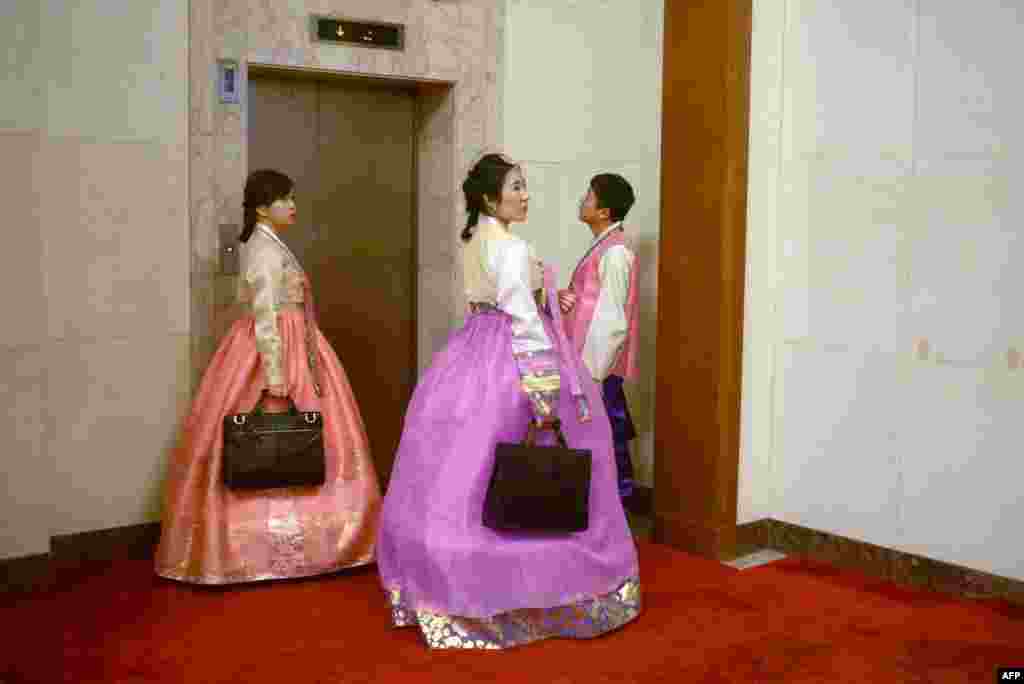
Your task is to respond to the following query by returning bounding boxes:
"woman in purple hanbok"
[375,153,640,649]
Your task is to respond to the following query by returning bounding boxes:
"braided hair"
[461,154,517,242]
[240,169,294,243]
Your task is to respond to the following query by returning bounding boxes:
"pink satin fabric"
[155,309,381,584]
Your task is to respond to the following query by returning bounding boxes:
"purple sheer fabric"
[375,300,638,619]
[543,266,591,423]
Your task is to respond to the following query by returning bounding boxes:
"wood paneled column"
[654,0,753,559]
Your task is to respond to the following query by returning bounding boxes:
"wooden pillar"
[653,0,752,559]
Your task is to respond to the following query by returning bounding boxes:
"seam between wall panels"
[766,0,790,518]
[895,0,922,547]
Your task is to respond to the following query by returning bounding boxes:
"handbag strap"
[524,418,569,449]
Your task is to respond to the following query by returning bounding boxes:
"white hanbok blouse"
[236,223,307,387]
[462,215,553,354]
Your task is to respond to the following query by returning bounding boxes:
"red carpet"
[6,542,1023,682]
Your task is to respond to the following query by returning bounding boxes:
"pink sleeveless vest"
[563,228,639,379]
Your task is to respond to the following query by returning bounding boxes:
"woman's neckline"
[478,214,509,231]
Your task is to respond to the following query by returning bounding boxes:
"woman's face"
[256,190,297,230]
[487,167,529,224]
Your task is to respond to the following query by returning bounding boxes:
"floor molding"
[2,522,162,594]
[625,484,653,517]
[737,518,1024,605]
[50,521,162,565]
[0,553,53,594]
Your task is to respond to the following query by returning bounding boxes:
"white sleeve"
[491,238,553,353]
[581,245,633,380]
[244,247,285,386]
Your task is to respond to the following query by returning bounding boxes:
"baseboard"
[737,518,1024,606]
[735,518,776,552]
[0,553,53,594]
[1,521,162,594]
[652,511,737,560]
[625,484,653,517]
[50,521,162,565]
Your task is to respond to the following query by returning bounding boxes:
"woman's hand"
[267,383,288,398]
[558,289,577,313]
[532,414,559,429]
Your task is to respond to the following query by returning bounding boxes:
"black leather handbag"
[483,419,592,533]
[222,392,325,489]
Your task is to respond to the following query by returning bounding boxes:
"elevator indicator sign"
[313,16,404,51]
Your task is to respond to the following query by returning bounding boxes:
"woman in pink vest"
[559,173,640,505]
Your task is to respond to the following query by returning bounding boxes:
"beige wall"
[0,0,190,558]
[741,0,1024,580]
[0,0,662,561]
[501,0,664,487]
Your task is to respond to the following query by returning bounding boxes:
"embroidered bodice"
[236,223,307,385]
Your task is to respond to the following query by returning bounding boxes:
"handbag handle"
[251,390,300,416]
[524,418,569,449]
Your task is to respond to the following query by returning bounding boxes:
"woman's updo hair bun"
[460,153,517,243]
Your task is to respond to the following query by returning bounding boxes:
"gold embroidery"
[386,577,641,650]
[519,373,561,393]
[158,507,378,584]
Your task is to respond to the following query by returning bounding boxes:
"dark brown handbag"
[483,419,592,533]
[222,392,325,489]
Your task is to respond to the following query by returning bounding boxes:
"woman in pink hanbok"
[155,169,381,584]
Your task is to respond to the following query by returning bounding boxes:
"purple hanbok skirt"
[375,307,640,649]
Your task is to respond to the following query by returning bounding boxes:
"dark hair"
[590,173,636,224]
[240,169,295,243]
[461,154,517,242]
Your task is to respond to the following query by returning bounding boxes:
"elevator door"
[248,71,416,489]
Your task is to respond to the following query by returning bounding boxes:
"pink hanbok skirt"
[155,308,381,584]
